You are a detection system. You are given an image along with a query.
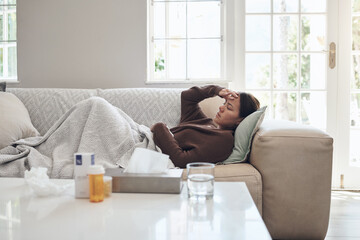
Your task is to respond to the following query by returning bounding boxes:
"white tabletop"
[0,178,271,240]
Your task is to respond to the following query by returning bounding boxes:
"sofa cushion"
[97,88,183,128]
[0,92,40,149]
[199,95,223,119]
[223,106,267,164]
[8,88,98,135]
[182,163,263,214]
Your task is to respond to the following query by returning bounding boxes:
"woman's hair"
[238,92,260,119]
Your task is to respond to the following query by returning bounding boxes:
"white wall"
[13,0,199,89]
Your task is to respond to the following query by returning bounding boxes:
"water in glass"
[187,173,214,200]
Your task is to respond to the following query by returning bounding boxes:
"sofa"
[5,87,333,240]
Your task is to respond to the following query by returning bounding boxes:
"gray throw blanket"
[0,97,161,178]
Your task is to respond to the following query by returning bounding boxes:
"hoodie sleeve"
[151,122,226,168]
[180,85,224,123]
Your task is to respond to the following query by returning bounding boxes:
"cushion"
[0,82,5,92]
[7,88,98,135]
[199,96,224,119]
[222,106,267,164]
[0,92,40,150]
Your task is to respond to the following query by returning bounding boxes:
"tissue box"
[105,168,183,194]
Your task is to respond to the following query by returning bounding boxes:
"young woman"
[151,85,260,168]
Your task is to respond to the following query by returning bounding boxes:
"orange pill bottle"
[88,165,105,203]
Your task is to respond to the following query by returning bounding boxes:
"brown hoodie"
[152,85,234,168]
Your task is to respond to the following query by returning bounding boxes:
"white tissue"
[24,167,73,197]
[124,148,170,173]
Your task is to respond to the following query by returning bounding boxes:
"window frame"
[147,0,233,84]
[0,0,17,83]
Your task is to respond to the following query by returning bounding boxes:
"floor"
[325,191,360,239]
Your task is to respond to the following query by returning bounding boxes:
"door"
[232,0,356,188]
[334,0,360,189]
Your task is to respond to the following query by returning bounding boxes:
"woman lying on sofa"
[151,85,260,168]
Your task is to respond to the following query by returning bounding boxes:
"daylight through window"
[0,0,16,81]
[245,0,327,130]
[148,0,224,82]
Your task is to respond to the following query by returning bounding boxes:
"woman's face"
[213,97,242,130]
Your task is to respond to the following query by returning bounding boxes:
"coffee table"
[0,178,271,240]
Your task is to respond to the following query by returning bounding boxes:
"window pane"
[273,54,297,89]
[0,13,3,41]
[245,53,270,89]
[301,54,326,89]
[353,0,360,12]
[274,0,298,13]
[188,39,220,79]
[273,92,297,121]
[154,2,188,39]
[350,93,360,127]
[352,17,360,51]
[188,2,220,38]
[8,46,16,77]
[250,91,270,109]
[154,40,166,79]
[169,2,186,38]
[169,40,186,79]
[273,15,298,51]
[301,0,326,12]
[0,1,16,5]
[245,0,270,13]
[246,15,271,51]
[8,8,16,41]
[153,3,165,38]
[352,55,360,89]
[301,15,326,51]
[301,92,326,129]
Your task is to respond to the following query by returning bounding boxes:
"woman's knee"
[85,96,110,107]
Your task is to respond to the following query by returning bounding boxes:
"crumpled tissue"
[24,167,73,197]
[124,148,173,173]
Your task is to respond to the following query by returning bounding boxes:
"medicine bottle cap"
[87,165,105,175]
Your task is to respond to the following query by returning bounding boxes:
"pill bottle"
[88,165,105,203]
[103,176,112,198]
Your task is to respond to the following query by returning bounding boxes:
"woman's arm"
[180,85,224,123]
[151,123,214,168]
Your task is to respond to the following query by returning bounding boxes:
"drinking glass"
[187,162,215,200]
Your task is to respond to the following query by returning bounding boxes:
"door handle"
[329,42,336,69]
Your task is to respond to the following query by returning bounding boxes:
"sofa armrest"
[249,120,333,240]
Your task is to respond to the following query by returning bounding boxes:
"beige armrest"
[250,120,333,240]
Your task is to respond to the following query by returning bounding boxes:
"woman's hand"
[218,88,239,100]
[151,122,174,137]
[150,122,165,132]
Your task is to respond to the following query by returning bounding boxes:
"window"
[350,0,360,165]
[244,0,327,130]
[0,0,16,81]
[148,0,328,130]
[147,0,225,83]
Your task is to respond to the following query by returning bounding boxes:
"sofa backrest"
[8,88,98,135]
[8,88,183,136]
[97,88,182,129]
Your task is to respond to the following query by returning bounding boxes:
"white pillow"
[0,92,40,149]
